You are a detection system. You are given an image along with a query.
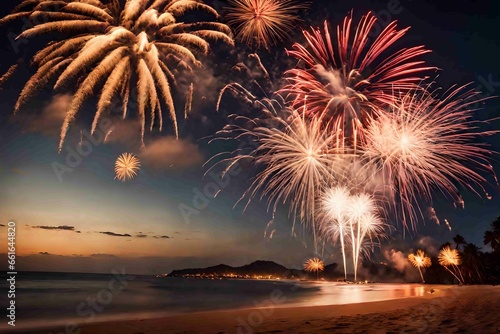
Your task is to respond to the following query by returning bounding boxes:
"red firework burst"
[281,11,435,144]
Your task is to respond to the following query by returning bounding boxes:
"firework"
[1,0,233,152]
[347,193,385,281]
[438,246,464,284]
[208,101,339,251]
[320,187,385,281]
[115,153,141,182]
[408,249,431,283]
[304,257,325,280]
[362,85,496,230]
[320,186,351,280]
[281,11,433,148]
[224,0,308,49]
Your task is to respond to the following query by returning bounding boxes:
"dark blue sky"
[0,0,498,275]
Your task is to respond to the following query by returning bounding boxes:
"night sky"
[0,0,498,275]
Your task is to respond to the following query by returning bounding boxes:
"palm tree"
[440,242,452,250]
[484,216,500,252]
[453,234,466,251]
[462,243,483,283]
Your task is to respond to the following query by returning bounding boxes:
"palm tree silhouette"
[462,243,483,283]
[483,216,500,252]
[453,234,466,251]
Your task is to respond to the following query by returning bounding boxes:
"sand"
[10,285,500,334]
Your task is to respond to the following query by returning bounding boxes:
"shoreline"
[6,285,500,334]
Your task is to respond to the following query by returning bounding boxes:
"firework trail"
[408,249,431,283]
[304,257,324,280]
[1,0,233,151]
[320,186,351,280]
[281,11,434,149]
[224,0,309,50]
[444,219,452,231]
[217,53,274,113]
[438,246,464,284]
[115,152,141,182]
[347,193,386,281]
[362,85,497,231]
[320,186,386,281]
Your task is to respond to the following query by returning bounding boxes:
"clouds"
[135,232,171,239]
[31,225,81,233]
[27,224,174,241]
[98,231,132,237]
[90,253,117,258]
[22,94,71,136]
[102,120,143,148]
[104,120,205,171]
[97,231,172,239]
[139,137,204,170]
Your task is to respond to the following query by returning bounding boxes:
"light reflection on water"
[282,282,429,307]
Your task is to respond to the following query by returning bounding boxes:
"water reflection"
[282,283,430,307]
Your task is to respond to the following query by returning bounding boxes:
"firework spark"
[1,0,233,151]
[224,0,308,49]
[304,257,325,280]
[115,152,141,182]
[438,246,464,284]
[362,85,496,230]
[408,249,431,283]
[281,11,434,147]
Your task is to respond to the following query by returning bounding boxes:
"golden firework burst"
[408,249,431,283]
[438,246,461,267]
[1,0,233,151]
[115,153,141,182]
[225,0,308,49]
[304,257,324,280]
[408,250,432,268]
[438,246,464,284]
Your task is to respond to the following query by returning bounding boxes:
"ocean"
[0,271,439,331]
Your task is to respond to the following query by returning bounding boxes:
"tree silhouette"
[483,216,500,252]
[453,234,466,251]
[462,243,483,284]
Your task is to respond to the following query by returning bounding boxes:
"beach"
[11,285,500,334]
